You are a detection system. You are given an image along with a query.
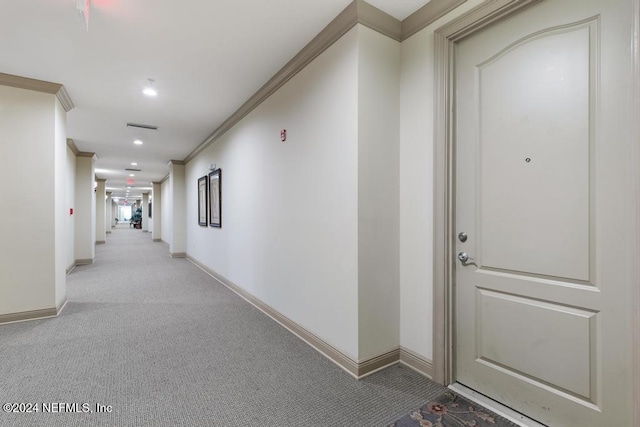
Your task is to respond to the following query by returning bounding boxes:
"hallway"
[0,228,446,426]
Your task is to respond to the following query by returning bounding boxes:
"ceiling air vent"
[125,168,141,172]
[126,122,158,131]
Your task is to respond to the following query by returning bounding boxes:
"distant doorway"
[117,205,132,223]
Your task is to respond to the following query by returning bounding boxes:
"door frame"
[430,0,640,423]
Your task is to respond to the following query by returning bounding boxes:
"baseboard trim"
[57,298,68,315]
[152,239,162,242]
[399,346,433,378]
[106,231,112,234]
[0,306,58,326]
[357,349,401,378]
[171,252,187,258]
[186,254,399,378]
[75,258,95,266]
[66,264,76,275]
[96,240,105,245]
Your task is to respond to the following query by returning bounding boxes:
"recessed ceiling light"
[143,78,157,97]
[134,139,143,145]
[131,162,138,166]
[129,174,135,177]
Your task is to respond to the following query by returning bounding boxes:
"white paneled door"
[454,0,634,425]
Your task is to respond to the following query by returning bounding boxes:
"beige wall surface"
[398,0,483,362]
[186,27,361,359]
[357,25,401,360]
[0,85,58,315]
[54,99,67,308]
[169,163,185,255]
[161,179,171,246]
[74,155,96,263]
[66,144,76,273]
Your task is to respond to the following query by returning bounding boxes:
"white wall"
[169,163,186,255]
[95,179,106,243]
[75,155,95,263]
[152,182,162,241]
[398,0,485,361]
[0,85,57,315]
[147,195,153,236]
[54,100,67,308]
[357,26,401,360]
[105,193,112,233]
[141,193,149,232]
[186,27,360,358]
[161,178,171,246]
[65,144,76,272]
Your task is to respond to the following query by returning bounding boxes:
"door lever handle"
[457,252,478,267]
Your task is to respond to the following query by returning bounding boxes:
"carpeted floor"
[0,226,453,426]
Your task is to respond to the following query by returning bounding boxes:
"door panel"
[478,21,593,281]
[454,0,633,425]
[476,288,596,400]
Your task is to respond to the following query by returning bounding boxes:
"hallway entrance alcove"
[117,205,132,223]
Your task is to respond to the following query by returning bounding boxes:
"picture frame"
[208,168,221,228]
[148,202,152,218]
[198,175,208,226]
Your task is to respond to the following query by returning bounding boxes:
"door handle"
[457,252,478,267]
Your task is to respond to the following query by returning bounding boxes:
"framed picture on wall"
[198,176,208,226]
[208,168,221,228]
[148,202,152,218]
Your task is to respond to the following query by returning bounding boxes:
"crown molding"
[76,152,96,158]
[402,0,468,40]
[183,0,469,164]
[0,72,75,112]
[55,86,75,112]
[183,0,362,163]
[67,139,95,160]
[66,138,80,155]
[169,160,185,166]
[356,0,402,41]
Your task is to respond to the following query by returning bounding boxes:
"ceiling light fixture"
[143,78,157,97]
[131,162,138,166]
[134,139,143,145]
[129,174,135,177]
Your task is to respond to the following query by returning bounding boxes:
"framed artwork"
[148,202,152,218]
[198,175,208,226]
[208,168,221,228]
